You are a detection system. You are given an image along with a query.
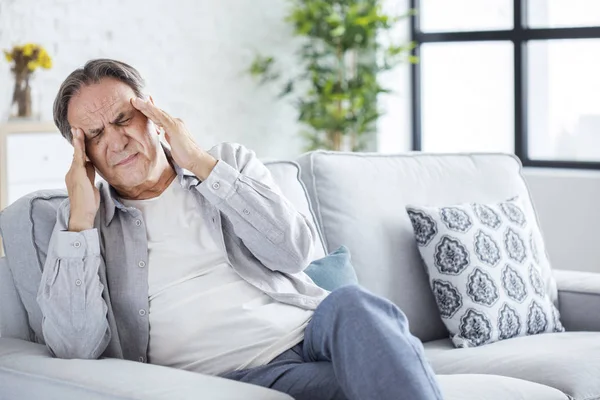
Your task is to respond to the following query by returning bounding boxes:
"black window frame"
[410,0,600,169]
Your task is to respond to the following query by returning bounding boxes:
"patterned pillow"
[406,197,564,348]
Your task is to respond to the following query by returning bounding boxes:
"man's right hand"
[66,128,100,232]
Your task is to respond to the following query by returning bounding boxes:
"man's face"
[67,77,161,190]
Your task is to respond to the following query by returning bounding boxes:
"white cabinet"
[0,122,70,210]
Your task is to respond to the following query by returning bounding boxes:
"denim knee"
[327,284,367,306]
[323,284,410,326]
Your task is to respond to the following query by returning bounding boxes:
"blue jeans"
[221,285,443,400]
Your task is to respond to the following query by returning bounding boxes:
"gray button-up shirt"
[36,142,329,361]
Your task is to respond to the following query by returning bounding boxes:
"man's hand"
[131,97,217,180]
[67,128,100,232]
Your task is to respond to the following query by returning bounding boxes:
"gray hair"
[53,59,145,143]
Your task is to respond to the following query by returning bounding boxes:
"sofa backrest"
[263,161,326,259]
[0,256,30,340]
[0,161,325,342]
[0,189,69,342]
[297,151,544,342]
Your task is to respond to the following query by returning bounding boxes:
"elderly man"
[38,59,442,400]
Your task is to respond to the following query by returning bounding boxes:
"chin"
[112,166,151,188]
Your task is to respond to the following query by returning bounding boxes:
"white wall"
[4,0,600,274]
[378,0,413,153]
[0,0,306,159]
[524,168,600,273]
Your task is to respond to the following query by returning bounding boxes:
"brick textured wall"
[0,0,307,158]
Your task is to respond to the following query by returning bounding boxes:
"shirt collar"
[101,144,199,226]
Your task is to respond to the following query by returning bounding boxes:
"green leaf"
[247,0,414,152]
[331,25,346,37]
[249,55,274,76]
[408,55,419,64]
[278,80,295,98]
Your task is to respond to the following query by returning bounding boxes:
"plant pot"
[329,131,357,152]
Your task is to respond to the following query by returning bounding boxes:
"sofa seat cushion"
[425,332,600,400]
[0,338,291,400]
[438,374,568,400]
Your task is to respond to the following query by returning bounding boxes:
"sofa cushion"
[0,257,30,340]
[424,331,600,400]
[0,338,292,400]
[437,374,568,400]
[0,189,68,343]
[304,245,358,291]
[406,197,563,348]
[297,151,551,342]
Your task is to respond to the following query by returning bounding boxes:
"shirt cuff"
[52,229,101,259]
[196,160,240,204]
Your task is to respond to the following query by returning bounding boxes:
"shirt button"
[243,209,250,215]
[135,219,142,227]
[139,309,146,316]
[212,182,220,190]
[138,260,146,268]
[73,241,81,248]
[75,279,82,286]
[138,356,144,362]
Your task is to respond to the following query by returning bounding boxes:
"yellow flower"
[27,60,38,71]
[3,50,12,62]
[23,43,35,57]
[37,49,52,69]
[40,56,52,69]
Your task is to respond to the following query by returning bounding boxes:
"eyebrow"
[86,111,132,136]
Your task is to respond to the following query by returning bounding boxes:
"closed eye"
[115,117,132,125]
[92,131,103,144]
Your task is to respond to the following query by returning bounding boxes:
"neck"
[115,149,177,200]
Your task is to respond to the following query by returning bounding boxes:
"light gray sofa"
[1,151,599,400]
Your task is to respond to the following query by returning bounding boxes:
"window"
[411,0,600,168]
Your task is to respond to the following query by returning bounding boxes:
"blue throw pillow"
[304,245,358,291]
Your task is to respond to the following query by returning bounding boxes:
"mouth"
[115,153,138,167]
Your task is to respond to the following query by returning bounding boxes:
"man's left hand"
[131,96,217,180]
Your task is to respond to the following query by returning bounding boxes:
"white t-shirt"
[120,179,313,376]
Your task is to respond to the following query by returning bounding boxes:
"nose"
[105,126,129,153]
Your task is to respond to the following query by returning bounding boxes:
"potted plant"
[4,43,53,119]
[249,0,415,151]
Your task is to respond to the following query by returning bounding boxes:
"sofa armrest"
[0,338,291,400]
[555,269,600,332]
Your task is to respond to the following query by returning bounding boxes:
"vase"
[11,71,33,119]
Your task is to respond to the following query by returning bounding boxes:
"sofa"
[1,150,599,400]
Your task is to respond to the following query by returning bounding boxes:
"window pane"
[528,0,600,28]
[528,39,600,162]
[421,42,514,153]
[420,0,513,32]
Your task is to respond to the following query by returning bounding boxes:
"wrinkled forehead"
[67,78,136,128]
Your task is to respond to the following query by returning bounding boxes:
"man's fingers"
[71,128,86,165]
[85,161,96,184]
[131,97,173,129]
